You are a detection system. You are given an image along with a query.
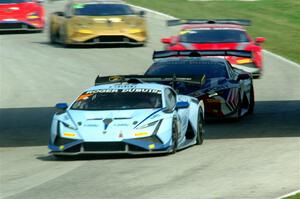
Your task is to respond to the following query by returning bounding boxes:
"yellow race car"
[49,0,147,46]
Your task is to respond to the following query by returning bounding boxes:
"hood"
[0,2,39,20]
[59,108,163,142]
[70,15,144,31]
[176,77,239,98]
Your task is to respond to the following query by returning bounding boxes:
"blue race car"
[48,75,205,156]
[145,50,254,120]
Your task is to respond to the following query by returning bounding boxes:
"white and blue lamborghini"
[48,76,205,155]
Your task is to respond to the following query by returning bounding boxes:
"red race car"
[0,0,45,32]
[162,19,265,78]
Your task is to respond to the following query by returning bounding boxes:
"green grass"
[284,192,300,199]
[127,0,300,63]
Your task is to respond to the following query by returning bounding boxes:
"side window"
[64,4,72,17]
[165,89,176,110]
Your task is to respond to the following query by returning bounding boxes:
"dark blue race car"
[144,50,255,120]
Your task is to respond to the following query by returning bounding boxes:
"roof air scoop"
[127,78,143,84]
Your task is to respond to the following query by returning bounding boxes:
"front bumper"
[0,21,43,31]
[67,30,147,45]
[48,135,171,155]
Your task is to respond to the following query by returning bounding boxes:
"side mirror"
[176,101,190,109]
[138,10,145,17]
[237,73,250,80]
[36,0,44,3]
[55,103,68,111]
[255,37,265,44]
[55,11,65,17]
[161,38,171,44]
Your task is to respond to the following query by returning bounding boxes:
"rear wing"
[153,50,252,59]
[95,75,206,87]
[167,19,251,26]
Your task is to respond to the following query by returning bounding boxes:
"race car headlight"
[136,120,159,129]
[127,28,143,34]
[27,12,40,20]
[75,24,93,34]
[61,121,77,130]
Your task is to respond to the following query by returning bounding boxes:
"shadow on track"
[0,30,43,35]
[1,100,300,148]
[36,152,167,162]
[33,41,145,49]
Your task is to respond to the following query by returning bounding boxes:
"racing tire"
[171,119,178,154]
[196,111,204,145]
[59,26,71,48]
[248,85,255,114]
[49,27,56,44]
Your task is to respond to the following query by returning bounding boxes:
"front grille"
[64,145,81,153]
[85,36,137,43]
[83,142,126,151]
[99,36,125,42]
[128,144,148,152]
[54,136,75,146]
[0,23,24,29]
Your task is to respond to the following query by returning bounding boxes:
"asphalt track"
[0,1,300,199]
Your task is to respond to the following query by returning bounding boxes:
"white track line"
[129,4,300,69]
[275,189,300,199]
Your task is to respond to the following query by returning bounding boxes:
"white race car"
[48,75,205,156]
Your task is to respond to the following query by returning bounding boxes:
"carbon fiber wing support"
[95,75,206,87]
[152,50,252,59]
[167,19,251,26]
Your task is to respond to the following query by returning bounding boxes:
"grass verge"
[284,192,300,199]
[127,0,300,63]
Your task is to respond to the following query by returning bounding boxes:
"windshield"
[180,29,249,43]
[0,0,29,3]
[71,89,162,110]
[146,59,228,79]
[73,3,134,16]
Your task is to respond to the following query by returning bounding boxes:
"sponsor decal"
[63,132,76,137]
[134,132,149,137]
[86,89,162,94]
